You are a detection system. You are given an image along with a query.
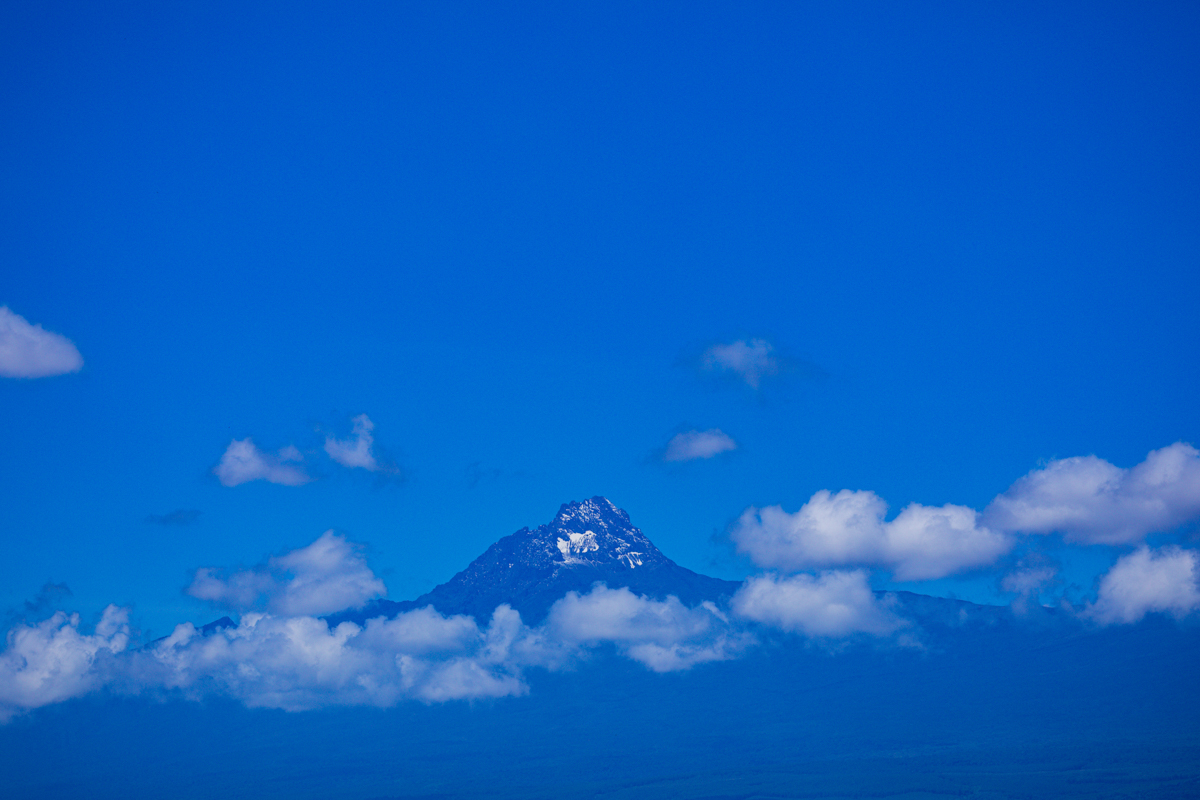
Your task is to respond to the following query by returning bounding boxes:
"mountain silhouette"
[328,496,739,626]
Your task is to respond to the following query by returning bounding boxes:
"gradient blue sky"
[2,1,1198,638]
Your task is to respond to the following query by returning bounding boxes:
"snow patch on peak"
[557,531,600,562]
[618,552,644,569]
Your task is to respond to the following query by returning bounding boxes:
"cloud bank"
[213,439,310,487]
[0,306,83,379]
[663,429,737,462]
[0,526,913,721]
[985,443,1200,544]
[732,490,1011,581]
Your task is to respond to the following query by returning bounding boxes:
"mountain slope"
[330,497,739,625]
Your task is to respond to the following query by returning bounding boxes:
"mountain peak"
[330,498,740,626]
[553,496,630,529]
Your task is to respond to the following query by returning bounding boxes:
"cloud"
[213,439,310,487]
[732,490,1012,581]
[0,606,129,722]
[144,509,202,526]
[984,443,1200,545]
[1086,546,1200,625]
[0,306,84,379]
[701,338,778,388]
[187,531,387,617]
[140,604,553,710]
[731,571,905,638]
[0,540,918,720]
[324,414,382,471]
[545,585,745,672]
[663,429,737,462]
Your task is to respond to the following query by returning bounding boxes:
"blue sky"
[2,0,1199,652]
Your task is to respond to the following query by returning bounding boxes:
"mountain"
[328,496,740,626]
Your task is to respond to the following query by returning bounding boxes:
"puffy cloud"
[141,604,553,710]
[731,571,904,638]
[732,490,1011,581]
[545,585,744,672]
[984,443,1200,545]
[1087,546,1200,625]
[0,606,129,721]
[187,531,387,617]
[0,306,83,379]
[324,414,382,471]
[701,338,777,388]
[213,439,310,487]
[663,429,737,462]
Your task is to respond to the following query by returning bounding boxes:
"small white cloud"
[732,490,1011,581]
[701,338,778,388]
[0,306,83,379]
[187,531,387,617]
[324,414,381,471]
[0,605,129,721]
[1087,546,1200,625]
[213,438,311,487]
[663,429,737,462]
[731,570,904,638]
[984,443,1200,545]
[545,585,744,672]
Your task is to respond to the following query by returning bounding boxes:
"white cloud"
[663,429,737,462]
[1087,546,1200,625]
[731,570,904,638]
[324,414,382,471]
[701,338,777,388]
[213,438,311,487]
[545,585,744,672]
[0,306,83,379]
[732,490,1011,581]
[187,531,387,616]
[984,443,1200,545]
[141,604,549,710]
[0,605,129,721]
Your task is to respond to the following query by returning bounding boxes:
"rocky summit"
[329,497,739,626]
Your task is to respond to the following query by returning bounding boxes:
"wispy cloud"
[324,414,383,471]
[663,429,737,462]
[213,439,310,487]
[701,338,778,388]
[732,490,1011,581]
[0,306,83,379]
[984,443,1200,544]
